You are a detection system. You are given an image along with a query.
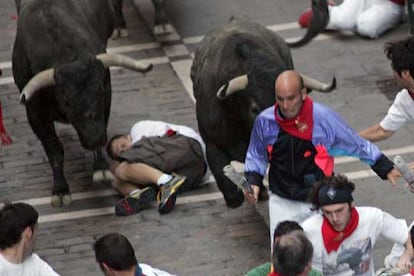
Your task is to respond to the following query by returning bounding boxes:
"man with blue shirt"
[243,70,401,248]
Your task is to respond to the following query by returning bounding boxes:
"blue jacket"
[245,99,393,201]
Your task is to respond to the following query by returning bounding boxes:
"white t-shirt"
[380,89,414,131]
[384,220,414,268]
[0,253,59,276]
[129,120,206,157]
[302,207,408,276]
[140,263,176,276]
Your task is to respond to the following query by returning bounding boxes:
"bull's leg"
[151,0,173,35]
[206,143,244,208]
[110,0,129,39]
[92,149,113,183]
[26,108,72,207]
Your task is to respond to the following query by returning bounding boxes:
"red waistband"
[390,0,405,6]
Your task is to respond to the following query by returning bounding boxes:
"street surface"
[1,0,414,275]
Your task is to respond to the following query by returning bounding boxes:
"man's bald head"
[275,70,304,95]
[274,70,307,119]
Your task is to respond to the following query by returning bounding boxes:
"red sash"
[322,207,359,253]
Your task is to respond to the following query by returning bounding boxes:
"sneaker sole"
[158,177,186,213]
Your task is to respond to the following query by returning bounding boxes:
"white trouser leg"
[327,0,369,30]
[356,1,404,38]
[268,193,316,251]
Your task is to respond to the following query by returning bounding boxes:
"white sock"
[129,189,142,197]
[157,174,172,186]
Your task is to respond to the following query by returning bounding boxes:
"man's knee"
[113,161,131,179]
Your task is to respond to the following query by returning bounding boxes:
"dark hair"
[410,225,414,249]
[272,231,313,276]
[93,233,137,271]
[384,37,414,77]
[0,202,39,249]
[273,220,303,242]
[308,174,355,210]
[106,134,125,160]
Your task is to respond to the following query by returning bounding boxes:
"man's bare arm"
[359,124,395,142]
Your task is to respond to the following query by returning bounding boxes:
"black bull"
[12,0,152,207]
[191,18,335,208]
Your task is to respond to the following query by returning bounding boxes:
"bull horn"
[216,75,248,99]
[287,0,329,48]
[20,68,55,104]
[301,74,336,93]
[96,54,153,73]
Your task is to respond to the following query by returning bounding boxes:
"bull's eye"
[251,102,260,114]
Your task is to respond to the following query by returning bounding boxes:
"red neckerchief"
[322,207,359,254]
[0,101,12,146]
[268,271,279,276]
[408,89,414,100]
[390,0,405,6]
[275,96,313,141]
[410,268,414,275]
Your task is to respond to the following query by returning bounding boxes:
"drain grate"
[376,78,400,101]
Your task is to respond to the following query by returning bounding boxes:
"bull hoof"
[93,170,113,183]
[51,194,72,207]
[51,195,63,207]
[93,170,105,183]
[103,170,114,181]
[153,24,173,35]
[224,192,245,208]
[62,194,73,206]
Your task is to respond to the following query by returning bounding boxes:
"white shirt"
[130,120,206,157]
[384,220,414,268]
[140,263,176,276]
[380,89,414,131]
[0,253,59,276]
[302,207,408,276]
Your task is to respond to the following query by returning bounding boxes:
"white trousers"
[269,193,317,250]
[327,0,404,38]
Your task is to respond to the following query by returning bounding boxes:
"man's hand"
[387,168,401,186]
[243,184,260,204]
[396,252,412,273]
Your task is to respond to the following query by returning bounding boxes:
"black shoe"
[115,186,157,216]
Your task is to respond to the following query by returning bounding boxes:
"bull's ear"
[235,43,250,59]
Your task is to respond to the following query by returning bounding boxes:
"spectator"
[383,220,414,270]
[107,120,207,216]
[271,231,314,276]
[301,175,412,275]
[93,233,175,276]
[243,70,400,248]
[299,0,404,38]
[0,202,59,276]
[360,36,414,141]
[246,221,321,276]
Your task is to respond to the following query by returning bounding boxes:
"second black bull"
[191,17,335,208]
[12,0,152,207]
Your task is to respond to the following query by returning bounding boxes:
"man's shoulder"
[301,212,323,230]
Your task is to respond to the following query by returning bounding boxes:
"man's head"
[309,175,355,232]
[272,230,313,276]
[384,37,414,89]
[93,233,138,276]
[106,134,132,160]
[275,70,307,119]
[273,220,303,244]
[0,203,39,259]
